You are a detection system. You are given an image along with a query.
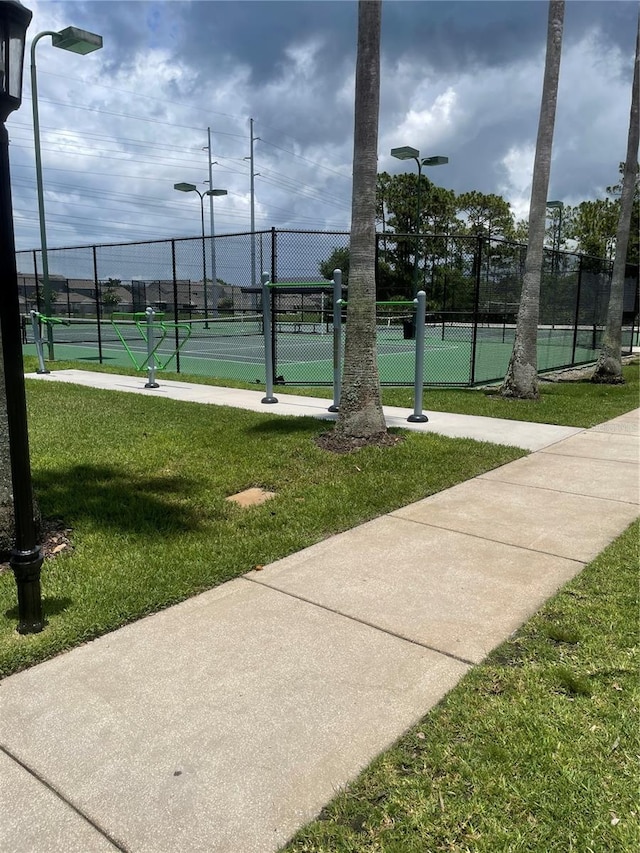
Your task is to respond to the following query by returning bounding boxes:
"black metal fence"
[17,229,639,387]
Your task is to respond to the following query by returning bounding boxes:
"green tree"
[456,190,515,238]
[502,0,565,400]
[606,162,639,266]
[377,171,459,298]
[319,246,349,284]
[101,277,121,311]
[335,0,386,442]
[592,16,639,384]
[566,198,618,260]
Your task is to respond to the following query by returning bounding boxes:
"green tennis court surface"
[23,318,611,386]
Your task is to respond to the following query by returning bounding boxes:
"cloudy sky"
[7,0,638,253]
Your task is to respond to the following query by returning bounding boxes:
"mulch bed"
[0,517,74,576]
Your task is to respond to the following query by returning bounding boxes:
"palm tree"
[335,0,386,440]
[502,1,565,399]
[592,15,639,384]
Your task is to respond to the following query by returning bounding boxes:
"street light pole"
[546,199,563,255]
[390,146,448,296]
[30,25,103,361]
[174,182,227,327]
[204,127,220,316]
[1,0,44,634]
[546,200,564,328]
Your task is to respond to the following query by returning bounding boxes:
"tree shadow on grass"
[245,416,330,436]
[33,463,205,534]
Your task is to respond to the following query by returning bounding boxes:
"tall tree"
[592,15,639,384]
[502,0,565,400]
[567,198,619,260]
[456,191,515,239]
[334,0,386,441]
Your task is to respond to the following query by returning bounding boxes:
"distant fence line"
[17,229,639,387]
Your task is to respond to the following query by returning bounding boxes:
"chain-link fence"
[18,229,639,387]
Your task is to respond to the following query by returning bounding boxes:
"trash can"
[402,318,415,340]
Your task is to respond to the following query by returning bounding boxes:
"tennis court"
[22,312,619,387]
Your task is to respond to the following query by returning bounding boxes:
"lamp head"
[51,25,102,55]
[0,0,32,120]
[174,182,197,193]
[546,200,563,209]
[204,189,227,197]
[421,156,448,167]
[391,145,419,161]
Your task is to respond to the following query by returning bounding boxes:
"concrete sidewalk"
[26,368,582,451]
[1,373,638,852]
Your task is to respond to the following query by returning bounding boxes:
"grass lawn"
[8,357,639,847]
[24,356,640,429]
[0,378,524,678]
[282,519,640,853]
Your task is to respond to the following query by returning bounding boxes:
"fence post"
[328,269,342,412]
[408,291,428,422]
[261,272,278,404]
[33,250,41,313]
[470,236,482,385]
[92,246,103,364]
[571,255,583,364]
[171,239,180,373]
[271,227,277,284]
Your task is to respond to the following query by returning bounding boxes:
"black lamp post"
[0,0,44,634]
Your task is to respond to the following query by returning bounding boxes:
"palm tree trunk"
[592,15,639,384]
[502,0,565,399]
[335,0,386,438]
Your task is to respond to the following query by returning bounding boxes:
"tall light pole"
[1,0,44,633]
[31,24,103,360]
[546,199,564,254]
[174,182,227,326]
[391,146,448,295]
[546,200,564,327]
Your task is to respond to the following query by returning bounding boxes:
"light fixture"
[31,22,103,360]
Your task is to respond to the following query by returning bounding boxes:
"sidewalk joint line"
[539,450,638,464]
[476,475,639,504]
[386,514,589,564]
[241,576,476,667]
[0,744,130,852]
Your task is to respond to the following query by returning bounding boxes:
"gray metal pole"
[144,307,159,388]
[206,127,219,317]
[198,190,209,328]
[30,32,58,361]
[261,272,278,403]
[328,269,342,412]
[408,290,428,422]
[249,119,257,306]
[30,310,48,374]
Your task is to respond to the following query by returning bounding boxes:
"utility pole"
[205,127,219,316]
[248,118,258,307]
